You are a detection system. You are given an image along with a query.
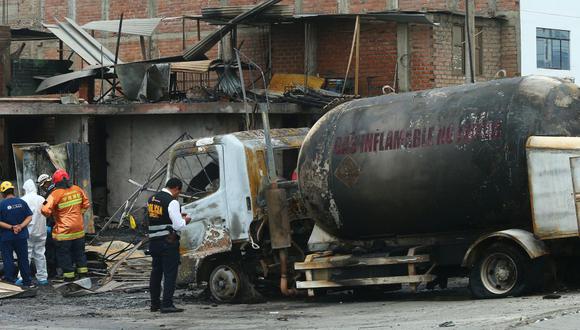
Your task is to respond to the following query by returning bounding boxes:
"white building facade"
[520,0,580,82]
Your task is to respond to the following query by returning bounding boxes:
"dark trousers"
[45,234,57,278]
[149,239,180,308]
[1,238,32,286]
[54,237,88,281]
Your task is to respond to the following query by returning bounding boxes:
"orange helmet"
[52,169,70,184]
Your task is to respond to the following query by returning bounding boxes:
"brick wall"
[409,24,435,90]
[431,14,506,88]
[500,23,519,77]
[317,20,398,96]
[271,23,304,74]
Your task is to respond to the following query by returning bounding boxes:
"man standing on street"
[148,178,190,313]
[17,179,49,286]
[41,169,90,282]
[37,173,57,278]
[0,181,33,287]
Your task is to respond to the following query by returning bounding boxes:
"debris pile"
[4,0,364,110]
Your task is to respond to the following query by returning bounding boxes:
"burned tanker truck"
[169,75,580,302]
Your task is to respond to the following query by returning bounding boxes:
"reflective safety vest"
[147,191,173,238]
[41,185,90,241]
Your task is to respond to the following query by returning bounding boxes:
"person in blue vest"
[0,181,33,288]
[148,178,190,313]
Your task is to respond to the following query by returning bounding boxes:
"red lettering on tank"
[331,119,503,155]
[350,134,358,154]
[492,121,503,139]
[385,131,393,150]
[405,130,413,148]
[445,126,454,144]
[334,137,343,154]
[427,127,434,146]
[363,134,374,152]
[413,129,422,148]
[394,130,402,149]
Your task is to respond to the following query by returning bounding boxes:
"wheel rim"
[209,265,241,302]
[480,252,518,295]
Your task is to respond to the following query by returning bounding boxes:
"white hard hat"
[37,173,51,184]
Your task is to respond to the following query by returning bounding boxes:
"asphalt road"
[1,281,580,329]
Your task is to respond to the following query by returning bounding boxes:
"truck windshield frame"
[169,144,222,202]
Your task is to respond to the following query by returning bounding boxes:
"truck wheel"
[469,243,531,299]
[208,263,247,303]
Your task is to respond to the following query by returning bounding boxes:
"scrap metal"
[183,0,282,61]
[201,4,293,19]
[43,17,121,66]
[82,18,162,37]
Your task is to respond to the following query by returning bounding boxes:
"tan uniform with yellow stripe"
[41,185,90,280]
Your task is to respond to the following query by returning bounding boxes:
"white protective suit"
[21,179,48,281]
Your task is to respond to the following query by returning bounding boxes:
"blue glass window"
[537,28,570,70]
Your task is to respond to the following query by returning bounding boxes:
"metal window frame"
[536,27,571,70]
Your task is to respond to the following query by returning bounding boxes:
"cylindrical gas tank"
[298,76,580,240]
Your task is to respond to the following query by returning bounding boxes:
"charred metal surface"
[177,221,232,285]
[266,188,291,249]
[168,128,309,284]
[0,102,318,116]
[298,76,580,240]
[461,229,549,267]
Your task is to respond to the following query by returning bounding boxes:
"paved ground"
[1,280,580,329]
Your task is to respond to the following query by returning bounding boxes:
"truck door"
[527,136,580,239]
[169,144,231,253]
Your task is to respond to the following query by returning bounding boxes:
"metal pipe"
[112,13,124,97]
[234,49,251,131]
[279,248,298,296]
[236,50,277,184]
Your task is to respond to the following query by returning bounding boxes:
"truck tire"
[208,262,248,303]
[469,242,532,299]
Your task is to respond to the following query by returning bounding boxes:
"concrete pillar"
[304,23,317,76]
[396,23,410,92]
[67,0,76,21]
[465,0,476,83]
[148,0,157,59]
[102,0,109,20]
[338,0,349,14]
[295,0,303,14]
[54,116,89,144]
[0,26,10,96]
[488,0,497,16]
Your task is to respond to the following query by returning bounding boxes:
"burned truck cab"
[166,128,310,301]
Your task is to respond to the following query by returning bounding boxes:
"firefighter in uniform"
[148,178,190,313]
[41,169,90,282]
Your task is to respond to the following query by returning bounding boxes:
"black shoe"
[160,306,184,313]
[150,305,160,312]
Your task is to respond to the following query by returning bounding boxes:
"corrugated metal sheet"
[527,136,580,239]
[35,68,101,93]
[44,17,121,66]
[82,18,162,37]
[183,0,282,61]
[201,5,293,18]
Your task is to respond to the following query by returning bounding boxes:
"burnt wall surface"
[105,113,313,216]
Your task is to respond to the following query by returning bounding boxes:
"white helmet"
[37,173,51,184]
